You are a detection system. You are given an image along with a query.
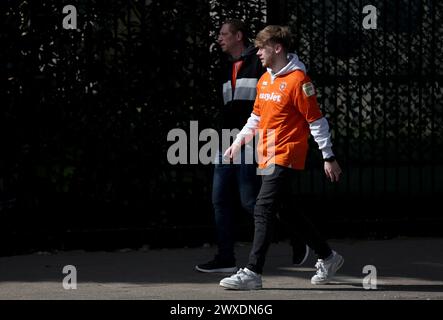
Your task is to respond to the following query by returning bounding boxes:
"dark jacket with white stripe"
[219,45,265,136]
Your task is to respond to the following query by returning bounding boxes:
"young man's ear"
[274,43,283,54]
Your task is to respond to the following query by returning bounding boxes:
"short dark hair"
[255,25,292,51]
[223,19,250,44]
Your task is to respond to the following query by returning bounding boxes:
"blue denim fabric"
[212,149,260,263]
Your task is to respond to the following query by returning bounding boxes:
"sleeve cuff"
[321,147,334,159]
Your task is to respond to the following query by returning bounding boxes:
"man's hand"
[324,160,342,182]
[223,143,241,162]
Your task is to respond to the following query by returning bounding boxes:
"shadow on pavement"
[0,238,442,288]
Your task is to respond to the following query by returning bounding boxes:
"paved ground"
[0,237,442,300]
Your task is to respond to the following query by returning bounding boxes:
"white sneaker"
[311,251,344,285]
[219,268,262,290]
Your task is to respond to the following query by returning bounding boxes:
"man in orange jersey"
[219,25,344,290]
[195,20,310,274]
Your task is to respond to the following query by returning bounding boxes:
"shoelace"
[232,268,250,280]
[230,268,243,278]
[315,260,328,277]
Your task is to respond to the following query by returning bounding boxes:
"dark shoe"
[292,244,310,266]
[195,258,238,273]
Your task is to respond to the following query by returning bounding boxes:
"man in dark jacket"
[195,20,309,273]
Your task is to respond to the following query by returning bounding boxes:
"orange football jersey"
[253,70,323,169]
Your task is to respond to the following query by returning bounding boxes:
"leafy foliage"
[0,0,442,241]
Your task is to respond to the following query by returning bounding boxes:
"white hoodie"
[268,53,306,83]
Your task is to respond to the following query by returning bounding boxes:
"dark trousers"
[246,165,332,274]
[212,150,260,263]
